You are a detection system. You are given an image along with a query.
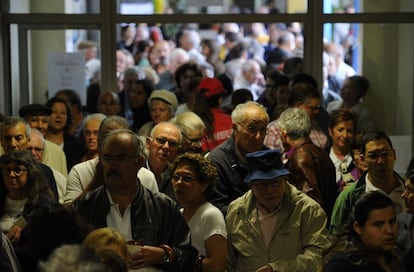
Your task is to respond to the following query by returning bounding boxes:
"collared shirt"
[365,174,405,213]
[329,148,354,183]
[257,202,282,248]
[309,125,329,150]
[264,119,284,151]
[265,119,328,152]
[105,188,133,242]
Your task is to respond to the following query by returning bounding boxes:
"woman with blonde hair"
[83,227,129,261]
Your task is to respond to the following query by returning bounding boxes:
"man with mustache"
[330,131,405,234]
[72,129,196,271]
[64,115,157,203]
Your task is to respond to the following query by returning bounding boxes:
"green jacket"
[329,171,405,235]
[329,175,366,235]
[226,183,331,272]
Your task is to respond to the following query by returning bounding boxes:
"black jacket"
[72,183,197,271]
[207,135,268,215]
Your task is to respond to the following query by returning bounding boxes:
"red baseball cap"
[198,77,224,99]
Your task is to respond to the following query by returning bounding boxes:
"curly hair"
[168,152,218,197]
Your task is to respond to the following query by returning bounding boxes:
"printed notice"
[48,52,85,104]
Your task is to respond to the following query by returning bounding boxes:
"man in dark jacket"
[72,129,196,271]
[208,101,269,215]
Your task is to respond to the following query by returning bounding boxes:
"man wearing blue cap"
[225,149,330,272]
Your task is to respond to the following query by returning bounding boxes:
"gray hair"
[241,59,260,73]
[172,112,205,136]
[123,66,146,80]
[1,116,31,138]
[183,29,201,48]
[98,91,120,105]
[30,127,45,146]
[38,244,105,272]
[278,107,311,139]
[150,121,182,143]
[231,101,269,130]
[82,113,106,128]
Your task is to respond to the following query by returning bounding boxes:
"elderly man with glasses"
[145,121,182,199]
[208,101,269,215]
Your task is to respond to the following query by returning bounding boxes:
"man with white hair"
[233,59,265,100]
[28,128,67,204]
[179,29,206,65]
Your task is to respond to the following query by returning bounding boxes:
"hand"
[255,264,273,272]
[128,245,165,269]
[6,225,22,244]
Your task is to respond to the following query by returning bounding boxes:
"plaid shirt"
[264,119,329,151]
[264,119,284,151]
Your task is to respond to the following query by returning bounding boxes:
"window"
[1,0,414,174]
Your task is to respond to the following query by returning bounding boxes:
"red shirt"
[202,108,233,151]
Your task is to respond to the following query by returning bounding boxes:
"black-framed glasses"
[365,150,393,161]
[101,155,136,166]
[2,167,28,177]
[152,137,180,149]
[182,133,203,146]
[172,174,196,183]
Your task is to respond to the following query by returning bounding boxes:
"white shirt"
[365,174,405,213]
[185,202,227,256]
[105,188,133,242]
[329,148,353,183]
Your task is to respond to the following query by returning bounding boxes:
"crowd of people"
[0,8,413,272]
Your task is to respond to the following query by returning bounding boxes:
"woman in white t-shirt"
[170,152,227,272]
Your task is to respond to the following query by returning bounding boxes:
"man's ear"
[146,136,151,147]
[232,123,238,135]
[353,221,362,235]
[136,155,145,167]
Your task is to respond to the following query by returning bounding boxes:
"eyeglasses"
[237,122,267,136]
[101,155,137,166]
[2,167,28,176]
[251,178,285,190]
[152,137,180,149]
[172,174,196,183]
[365,150,393,161]
[27,147,44,152]
[182,133,203,146]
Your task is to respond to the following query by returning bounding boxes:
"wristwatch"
[160,244,173,264]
